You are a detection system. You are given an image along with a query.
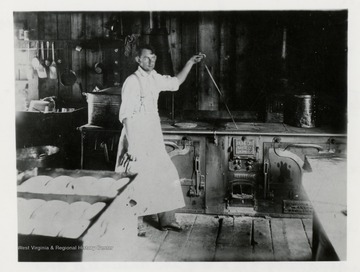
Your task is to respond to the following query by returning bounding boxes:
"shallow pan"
[60,69,77,86]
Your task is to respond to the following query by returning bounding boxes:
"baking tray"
[17,168,133,204]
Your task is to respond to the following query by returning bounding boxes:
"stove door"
[164,135,206,213]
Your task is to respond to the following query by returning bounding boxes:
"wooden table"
[302,154,347,261]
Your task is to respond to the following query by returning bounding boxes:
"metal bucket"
[86,90,122,128]
[284,94,317,128]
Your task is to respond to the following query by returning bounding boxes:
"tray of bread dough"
[17,175,131,203]
[18,197,107,239]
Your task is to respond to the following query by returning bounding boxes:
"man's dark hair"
[137,44,156,56]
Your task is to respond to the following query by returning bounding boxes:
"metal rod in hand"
[204,64,238,129]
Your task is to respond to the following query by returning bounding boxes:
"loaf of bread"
[82,202,106,220]
[70,201,91,218]
[44,175,74,194]
[58,219,90,239]
[18,198,46,219]
[17,198,36,235]
[31,200,68,221]
[94,177,115,197]
[18,218,35,235]
[17,175,52,193]
[67,176,98,195]
[24,200,67,237]
[32,220,62,237]
[110,177,131,192]
[54,201,89,222]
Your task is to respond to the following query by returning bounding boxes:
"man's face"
[136,49,157,73]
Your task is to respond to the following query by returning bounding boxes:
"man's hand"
[119,152,137,173]
[177,52,206,85]
[190,53,206,64]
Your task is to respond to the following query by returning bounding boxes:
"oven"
[77,124,346,216]
[167,131,346,216]
[260,136,347,215]
[164,135,206,213]
[225,136,262,208]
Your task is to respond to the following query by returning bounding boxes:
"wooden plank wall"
[14,12,110,108]
[219,16,236,111]
[177,12,198,112]
[198,12,220,111]
[14,11,347,116]
[15,11,252,112]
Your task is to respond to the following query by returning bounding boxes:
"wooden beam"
[43,13,58,40]
[26,13,38,40]
[71,13,85,40]
[180,12,198,111]
[57,13,71,40]
[85,13,103,39]
[85,13,104,92]
[56,14,71,102]
[169,14,182,75]
[198,12,220,111]
[219,16,236,111]
[235,22,248,109]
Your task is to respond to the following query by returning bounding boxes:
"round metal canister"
[284,94,317,128]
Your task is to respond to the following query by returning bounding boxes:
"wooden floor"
[126,213,313,262]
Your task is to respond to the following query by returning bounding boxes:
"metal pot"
[60,68,77,86]
[16,145,60,171]
[284,94,318,128]
[60,43,77,86]
[94,62,105,74]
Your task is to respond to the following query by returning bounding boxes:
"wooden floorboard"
[179,214,220,261]
[252,218,274,261]
[285,218,312,261]
[114,213,314,262]
[271,218,292,261]
[130,217,168,261]
[271,218,312,261]
[302,218,313,248]
[214,216,253,261]
[154,213,197,261]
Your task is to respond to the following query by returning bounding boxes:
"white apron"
[115,73,185,216]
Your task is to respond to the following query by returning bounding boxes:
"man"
[115,44,204,236]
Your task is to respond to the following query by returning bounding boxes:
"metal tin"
[86,89,122,128]
[284,94,317,128]
[23,30,29,41]
[18,29,24,40]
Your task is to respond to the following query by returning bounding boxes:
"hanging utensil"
[49,42,57,79]
[26,42,34,80]
[45,41,51,67]
[94,41,104,74]
[60,43,77,86]
[31,41,40,70]
[60,68,77,86]
[37,41,47,78]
